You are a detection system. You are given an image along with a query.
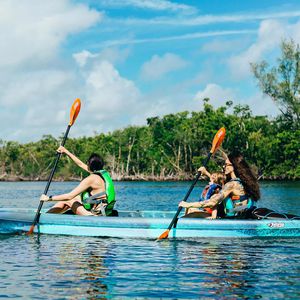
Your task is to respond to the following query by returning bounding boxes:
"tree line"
[0,100,298,181]
[0,40,299,181]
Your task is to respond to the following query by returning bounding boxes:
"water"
[0,181,299,299]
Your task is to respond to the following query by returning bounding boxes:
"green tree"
[251,39,300,127]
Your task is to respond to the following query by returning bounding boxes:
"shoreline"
[0,174,299,182]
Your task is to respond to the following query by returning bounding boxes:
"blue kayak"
[0,208,299,238]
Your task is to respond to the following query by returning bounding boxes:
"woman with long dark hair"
[179,150,260,218]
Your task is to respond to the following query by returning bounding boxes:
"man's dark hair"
[87,153,104,172]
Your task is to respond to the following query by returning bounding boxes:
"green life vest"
[81,169,116,215]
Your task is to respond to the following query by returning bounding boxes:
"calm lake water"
[0,181,299,299]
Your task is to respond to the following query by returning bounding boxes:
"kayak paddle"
[157,127,226,240]
[27,98,81,235]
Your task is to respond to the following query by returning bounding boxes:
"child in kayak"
[185,167,225,218]
[199,166,225,218]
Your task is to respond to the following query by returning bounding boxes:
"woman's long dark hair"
[228,151,260,201]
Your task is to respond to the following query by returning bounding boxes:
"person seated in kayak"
[179,151,260,219]
[40,146,116,216]
[185,166,225,219]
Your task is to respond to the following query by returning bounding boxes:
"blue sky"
[0,0,300,142]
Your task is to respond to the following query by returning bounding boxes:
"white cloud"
[0,0,101,68]
[112,10,300,26]
[68,56,144,137]
[180,10,300,26]
[0,68,80,141]
[1,70,74,107]
[83,60,141,121]
[228,20,284,78]
[0,1,296,143]
[288,19,300,43]
[228,19,300,79]
[73,50,97,67]
[141,53,187,80]
[0,0,102,109]
[194,83,280,117]
[0,0,101,141]
[101,30,254,48]
[73,47,131,68]
[129,91,195,127]
[5,54,143,139]
[243,93,280,117]
[100,0,197,14]
[194,83,236,108]
[200,38,247,54]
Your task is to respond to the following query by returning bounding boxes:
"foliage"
[0,101,299,180]
[251,39,300,127]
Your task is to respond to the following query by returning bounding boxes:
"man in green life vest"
[40,146,116,216]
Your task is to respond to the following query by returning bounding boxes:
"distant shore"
[0,174,298,182]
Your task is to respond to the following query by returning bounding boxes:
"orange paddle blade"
[27,224,34,235]
[69,98,81,126]
[157,229,170,240]
[210,127,226,154]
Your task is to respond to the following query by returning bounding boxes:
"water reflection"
[0,234,299,299]
[84,242,110,298]
[197,241,259,299]
[155,238,299,299]
[19,235,110,299]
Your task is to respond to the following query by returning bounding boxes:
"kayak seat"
[110,209,119,217]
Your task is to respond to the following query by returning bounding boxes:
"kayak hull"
[0,208,299,238]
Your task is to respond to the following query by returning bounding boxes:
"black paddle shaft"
[31,125,71,226]
[167,152,212,231]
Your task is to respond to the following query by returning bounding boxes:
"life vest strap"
[83,192,107,204]
[91,203,107,216]
[231,194,248,201]
[233,204,249,213]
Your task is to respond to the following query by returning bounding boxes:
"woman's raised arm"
[57,146,89,173]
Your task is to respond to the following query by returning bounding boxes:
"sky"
[0,0,300,142]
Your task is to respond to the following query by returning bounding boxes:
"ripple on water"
[0,181,300,299]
